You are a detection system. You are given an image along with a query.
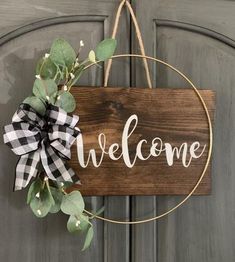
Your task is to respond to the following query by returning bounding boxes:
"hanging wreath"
[3,38,117,250]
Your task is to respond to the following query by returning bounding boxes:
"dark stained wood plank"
[70,87,215,195]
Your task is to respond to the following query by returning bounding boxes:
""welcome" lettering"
[76,114,206,168]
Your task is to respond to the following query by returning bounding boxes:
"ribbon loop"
[48,125,80,159]
[13,103,46,128]
[46,104,79,128]
[3,122,41,155]
[14,151,40,191]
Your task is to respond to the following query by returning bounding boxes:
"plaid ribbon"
[3,103,81,191]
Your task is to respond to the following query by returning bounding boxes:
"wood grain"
[70,87,215,195]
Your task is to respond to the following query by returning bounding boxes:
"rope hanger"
[104,0,152,88]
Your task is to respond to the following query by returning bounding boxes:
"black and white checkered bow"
[3,103,81,191]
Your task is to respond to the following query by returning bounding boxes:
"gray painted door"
[0,1,234,261]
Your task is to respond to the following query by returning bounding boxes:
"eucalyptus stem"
[45,177,55,204]
[39,58,47,76]
[41,178,46,189]
[53,70,60,83]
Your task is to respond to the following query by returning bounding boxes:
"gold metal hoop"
[82,54,213,225]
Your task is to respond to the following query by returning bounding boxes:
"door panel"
[0,1,130,261]
[133,1,235,261]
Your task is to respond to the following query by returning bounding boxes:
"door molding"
[0,15,107,46]
[155,19,235,48]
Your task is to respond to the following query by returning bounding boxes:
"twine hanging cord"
[104,0,152,88]
[83,54,213,225]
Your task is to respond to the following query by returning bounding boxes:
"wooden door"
[132,1,235,262]
[0,1,234,261]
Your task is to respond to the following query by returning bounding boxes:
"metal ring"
[82,53,213,224]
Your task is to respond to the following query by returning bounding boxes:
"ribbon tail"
[14,151,40,191]
[40,143,81,185]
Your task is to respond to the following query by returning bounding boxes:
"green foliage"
[61,191,85,215]
[23,96,46,116]
[67,214,89,233]
[27,37,117,113]
[50,38,76,70]
[78,214,90,232]
[27,177,42,204]
[95,38,117,61]
[32,79,58,101]
[36,57,57,79]
[49,186,63,213]
[55,91,76,113]
[65,202,94,250]
[67,215,80,233]
[29,186,54,218]
[82,226,94,251]
[22,37,118,249]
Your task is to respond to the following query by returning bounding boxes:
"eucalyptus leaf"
[50,38,76,70]
[27,177,42,204]
[36,57,57,79]
[61,191,85,215]
[55,91,76,113]
[82,226,94,251]
[23,96,46,116]
[67,214,89,233]
[95,38,117,61]
[67,215,80,233]
[32,79,58,101]
[78,214,90,232]
[49,186,63,213]
[29,187,54,218]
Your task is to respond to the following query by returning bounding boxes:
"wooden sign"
[70,87,215,195]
